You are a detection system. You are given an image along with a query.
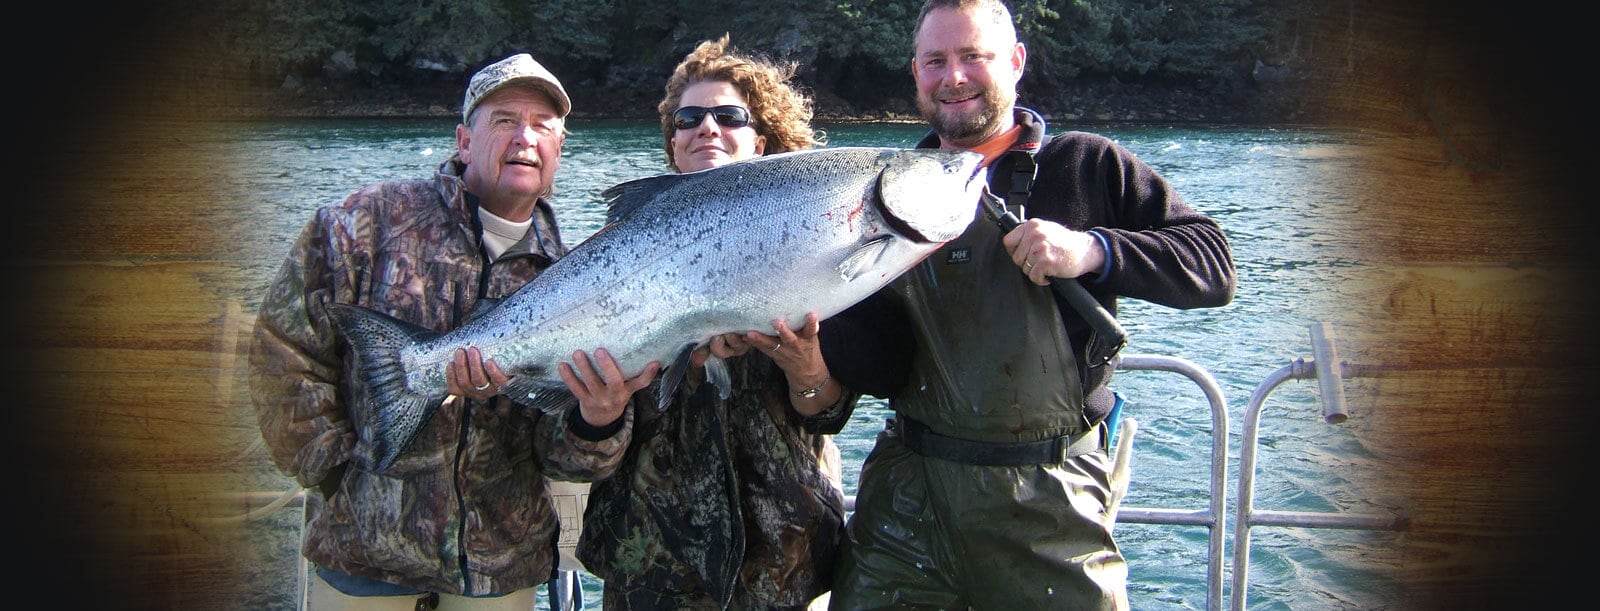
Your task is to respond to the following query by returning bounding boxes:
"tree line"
[191,0,1336,117]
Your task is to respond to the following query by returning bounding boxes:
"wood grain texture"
[1305,3,1595,608]
[10,2,1592,609]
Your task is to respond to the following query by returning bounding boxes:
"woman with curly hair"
[656,34,821,171]
[575,35,909,610]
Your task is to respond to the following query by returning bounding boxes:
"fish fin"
[600,172,695,224]
[322,302,444,473]
[652,344,700,412]
[836,235,894,281]
[501,374,578,416]
[704,356,732,400]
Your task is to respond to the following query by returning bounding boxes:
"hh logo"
[945,249,971,264]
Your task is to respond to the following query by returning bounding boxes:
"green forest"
[186,0,1345,121]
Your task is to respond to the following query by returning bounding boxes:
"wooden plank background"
[9,2,1592,609]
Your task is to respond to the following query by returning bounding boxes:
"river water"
[226,117,1400,610]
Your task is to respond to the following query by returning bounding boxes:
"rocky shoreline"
[249,76,1318,126]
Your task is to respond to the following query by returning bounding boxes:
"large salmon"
[326,147,985,471]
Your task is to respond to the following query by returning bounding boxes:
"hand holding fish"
[558,348,660,427]
[690,333,755,367]
[754,312,836,414]
[445,347,508,401]
[752,312,821,371]
[694,313,826,382]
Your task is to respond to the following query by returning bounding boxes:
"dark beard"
[917,86,1011,147]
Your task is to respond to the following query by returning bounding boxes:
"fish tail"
[323,302,445,472]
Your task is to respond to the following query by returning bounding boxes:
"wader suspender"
[1006,149,1037,220]
[991,150,1128,367]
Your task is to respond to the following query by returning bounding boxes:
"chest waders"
[834,148,1130,610]
[889,149,1105,457]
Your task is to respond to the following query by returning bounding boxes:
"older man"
[251,53,647,610]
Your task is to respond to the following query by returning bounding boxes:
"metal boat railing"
[1098,323,1406,610]
[1226,323,1408,610]
[236,322,1407,610]
[1105,352,1231,611]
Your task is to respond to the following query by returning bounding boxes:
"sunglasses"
[672,105,753,130]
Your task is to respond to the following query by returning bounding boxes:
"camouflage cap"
[462,53,571,123]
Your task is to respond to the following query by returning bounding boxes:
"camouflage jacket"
[249,157,633,596]
[577,355,851,609]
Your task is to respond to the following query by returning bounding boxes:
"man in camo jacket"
[250,53,653,610]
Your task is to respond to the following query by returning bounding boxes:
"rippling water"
[226,118,1400,610]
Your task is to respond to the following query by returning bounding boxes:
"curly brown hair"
[658,34,824,170]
